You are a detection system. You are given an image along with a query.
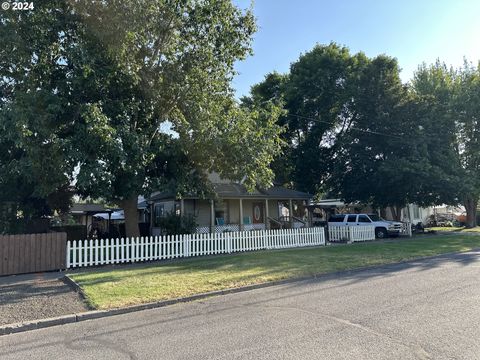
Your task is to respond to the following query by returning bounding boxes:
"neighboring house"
[310,199,463,225]
[69,203,113,230]
[148,175,312,235]
[68,198,150,238]
[385,204,465,225]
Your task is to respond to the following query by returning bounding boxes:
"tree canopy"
[412,61,480,226]
[244,43,472,222]
[0,0,77,232]
[0,0,283,235]
[3,7,479,234]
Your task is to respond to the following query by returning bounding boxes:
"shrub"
[157,211,197,235]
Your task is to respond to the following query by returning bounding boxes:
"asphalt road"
[1,250,480,360]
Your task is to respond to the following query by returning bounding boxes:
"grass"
[426,226,480,232]
[70,234,480,310]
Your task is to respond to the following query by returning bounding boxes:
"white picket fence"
[401,222,413,237]
[328,225,376,242]
[66,227,326,269]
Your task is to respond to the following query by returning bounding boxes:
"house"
[310,199,464,225]
[69,203,113,230]
[391,204,465,226]
[148,174,312,235]
[67,198,150,238]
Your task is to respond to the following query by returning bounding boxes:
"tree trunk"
[380,208,387,219]
[121,195,140,238]
[464,196,478,228]
[390,205,402,221]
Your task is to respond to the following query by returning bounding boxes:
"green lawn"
[70,234,480,310]
[426,226,480,232]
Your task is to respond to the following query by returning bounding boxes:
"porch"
[150,198,311,235]
[149,182,313,235]
[185,198,310,234]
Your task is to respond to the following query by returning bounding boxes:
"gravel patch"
[0,273,87,326]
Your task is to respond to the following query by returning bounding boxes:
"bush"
[157,211,197,235]
[51,224,87,241]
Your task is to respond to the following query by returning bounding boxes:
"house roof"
[262,186,312,199]
[148,184,312,202]
[70,203,113,214]
[311,199,346,208]
[148,191,176,202]
[70,196,148,214]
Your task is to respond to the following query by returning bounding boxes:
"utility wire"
[286,112,407,140]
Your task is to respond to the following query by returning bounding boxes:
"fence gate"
[0,232,67,276]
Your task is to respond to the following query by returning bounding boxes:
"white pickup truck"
[328,213,404,238]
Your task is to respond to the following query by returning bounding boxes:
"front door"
[252,202,264,224]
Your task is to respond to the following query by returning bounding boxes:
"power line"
[286,112,407,140]
[252,97,410,139]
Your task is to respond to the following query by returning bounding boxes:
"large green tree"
[412,61,479,227]
[242,43,368,193]
[332,56,460,218]
[331,56,416,218]
[0,0,76,233]
[1,0,283,236]
[245,44,462,219]
[66,0,282,237]
[454,63,480,227]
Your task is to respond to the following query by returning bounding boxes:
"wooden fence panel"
[8,235,15,275]
[0,232,67,276]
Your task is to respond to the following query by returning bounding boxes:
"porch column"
[180,199,185,227]
[209,200,215,233]
[107,212,112,237]
[180,199,185,216]
[265,199,270,229]
[306,205,312,227]
[149,204,154,236]
[239,198,244,231]
[289,199,293,227]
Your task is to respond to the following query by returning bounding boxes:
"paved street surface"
[0,272,86,326]
[1,251,480,359]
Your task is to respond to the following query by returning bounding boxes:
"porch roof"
[148,184,312,202]
[69,203,113,215]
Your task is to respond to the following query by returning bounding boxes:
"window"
[347,215,357,222]
[153,204,165,227]
[368,214,384,222]
[215,210,225,220]
[358,215,371,223]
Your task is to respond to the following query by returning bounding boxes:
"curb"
[61,275,95,310]
[0,274,318,336]
[2,248,479,337]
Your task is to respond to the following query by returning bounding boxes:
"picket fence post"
[66,241,71,268]
[67,226,350,269]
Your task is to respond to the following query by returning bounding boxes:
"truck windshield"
[368,214,385,221]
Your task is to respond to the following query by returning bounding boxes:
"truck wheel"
[375,227,388,239]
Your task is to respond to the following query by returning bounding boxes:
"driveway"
[0,272,87,326]
[1,250,479,359]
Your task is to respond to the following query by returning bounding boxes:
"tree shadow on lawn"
[67,249,323,284]
[69,247,480,299]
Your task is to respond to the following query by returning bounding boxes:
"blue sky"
[233,0,480,98]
